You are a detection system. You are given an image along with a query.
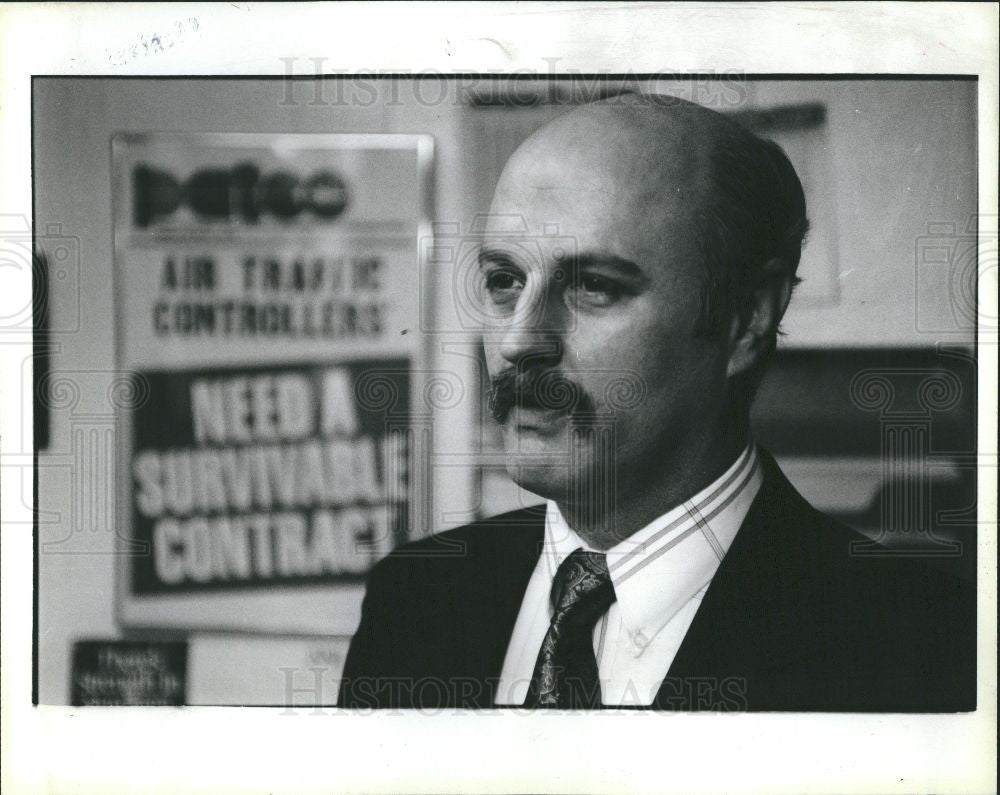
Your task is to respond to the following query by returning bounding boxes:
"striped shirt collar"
[543,443,763,651]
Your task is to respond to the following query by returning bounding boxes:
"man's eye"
[483,270,525,307]
[570,273,622,307]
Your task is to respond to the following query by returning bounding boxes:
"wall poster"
[112,133,433,634]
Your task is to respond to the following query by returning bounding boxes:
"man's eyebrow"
[572,252,647,282]
[477,246,515,269]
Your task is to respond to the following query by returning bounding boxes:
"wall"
[33,78,478,704]
[744,79,977,348]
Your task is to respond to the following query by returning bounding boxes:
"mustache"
[487,368,596,423]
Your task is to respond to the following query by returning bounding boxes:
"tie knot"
[550,549,616,626]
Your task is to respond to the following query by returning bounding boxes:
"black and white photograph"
[1,3,996,794]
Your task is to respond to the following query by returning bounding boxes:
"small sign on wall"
[71,640,187,706]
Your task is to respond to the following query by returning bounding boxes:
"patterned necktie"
[524,549,617,708]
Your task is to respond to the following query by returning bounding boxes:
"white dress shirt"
[496,444,763,706]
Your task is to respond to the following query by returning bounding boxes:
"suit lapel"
[658,453,803,707]
[458,508,546,706]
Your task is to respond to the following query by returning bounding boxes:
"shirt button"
[633,630,649,649]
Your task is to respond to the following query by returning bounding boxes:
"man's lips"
[507,405,569,432]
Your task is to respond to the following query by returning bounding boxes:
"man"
[338,94,975,711]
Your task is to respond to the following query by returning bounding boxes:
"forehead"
[484,108,712,268]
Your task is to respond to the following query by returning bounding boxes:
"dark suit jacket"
[339,452,976,711]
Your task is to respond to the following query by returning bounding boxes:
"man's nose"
[497,279,565,367]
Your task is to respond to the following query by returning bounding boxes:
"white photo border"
[1,3,996,794]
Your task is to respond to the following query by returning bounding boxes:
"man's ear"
[725,258,794,379]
